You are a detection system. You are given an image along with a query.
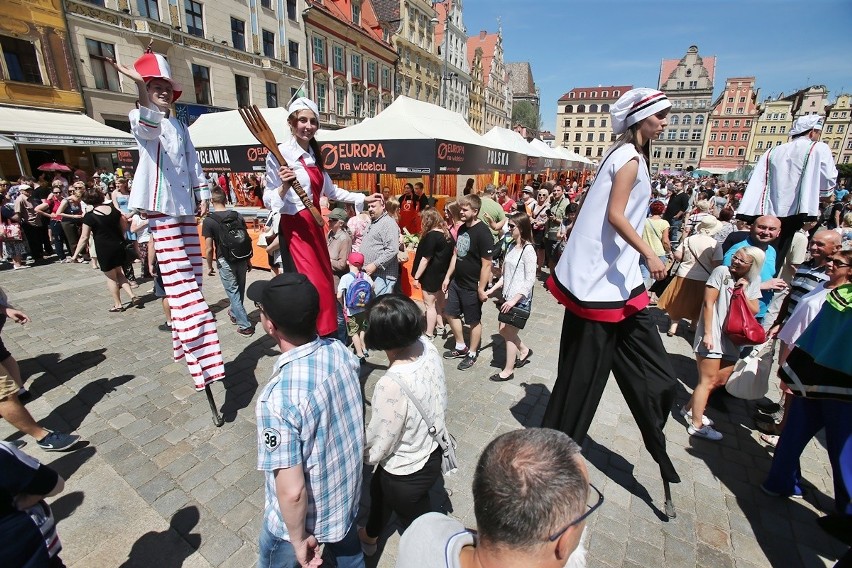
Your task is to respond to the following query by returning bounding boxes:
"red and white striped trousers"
[148,213,225,390]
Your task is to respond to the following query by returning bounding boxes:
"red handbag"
[723,286,766,345]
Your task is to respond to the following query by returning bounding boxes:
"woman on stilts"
[264,97,380,338]
[543,88,681,517]
[109,46,226,424]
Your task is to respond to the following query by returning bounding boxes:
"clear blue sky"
[462,0,852,132]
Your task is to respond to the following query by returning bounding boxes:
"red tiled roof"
[557,85,633,102]
[307,0,390,47]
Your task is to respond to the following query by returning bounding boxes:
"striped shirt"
[783,261,829,324]
[256,337,364,543]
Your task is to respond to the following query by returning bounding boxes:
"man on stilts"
[110,46,225,425]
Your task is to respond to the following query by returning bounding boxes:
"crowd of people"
[2,62,851,568]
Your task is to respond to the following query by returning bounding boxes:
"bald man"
[722,215,783,321]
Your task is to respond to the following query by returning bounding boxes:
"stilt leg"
[205,385,224,427]
[664,480,676,519]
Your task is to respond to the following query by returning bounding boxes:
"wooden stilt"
[664,480,676,519]
[205,384,224,427]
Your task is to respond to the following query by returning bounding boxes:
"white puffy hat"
[288,97,320,120]
[611,88,671,135]
[790,115,824,137]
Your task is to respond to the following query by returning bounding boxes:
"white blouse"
[502,243,536,302]
[364,338,448,475]
[264,137,365,215]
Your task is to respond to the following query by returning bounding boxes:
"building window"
[368,96,377,117]
[563,133,570,142]
[736,108,744,114]
[184,0,204,37]
[723,120,730,127]
[597,148,603,157]
[717,147,724,156]
[692,129,701,141]
[574,147,580,154]
[839,125,845,134]
[713,120,719,127]
[586,133,593,142]
[730,133,737,141]
[332,45,344,72]
[677,149,685,159]
[670,115,679,125]
[588,119,595,127]
[728,147,735,156]
[585,147,592,156]
[679,130,688,141]
[569,92,575,99]
[739,96,746,103]
[745,120,752,127]
[682,115,691,125]
[574,133,581,142]
[601,91,608,97]
[230,18,245,50]
[826,125,834,134]
[262,29,275,57]
[652,147,661,158]
[312,36,326,66]
[192,63,211,105]
[601,118,607,127]
[598,133,605,142]
[760,126,767,133]
[664,148,673,159]
[695,115,705,126]
[563,119,570,128]
[613,90,619,97]
[769,126,777,134]
[576,104,585,113]
[576,119,583,127]
[353,91,363,117]
[757,141,763,150]
[381,67,390,89]
[85,39,120,91]
[261,0,272,8]
[710,133,717,141]
[707,147,714,156]
[564,104,573,113]
[351,1,361,25]
[725,108,732,114]
[689,149,697,160]
[742,133,748,141]
[336,87,345,115]
[676,81,684,89]
[720,133,727,141]
[367,61,376,84]
[288,41,299,68]
[315,83,326,112]
[266,81,278,107]
[235,74,250,107]
[137,0,159,19]
[689,80,698,89]
[287,0,297,20]
[351,53,362,79]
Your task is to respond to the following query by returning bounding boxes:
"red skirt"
[279,208,337,336]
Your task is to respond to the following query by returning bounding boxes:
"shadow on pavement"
[41,375,135,434]
[119,506,202,568]
[686,424,848,565]
[20,349,108,398]
[220,334,277,423]
[585,437,670,522]
[51,491,85,523]
[510,382,550,427]
[47,445,96,480]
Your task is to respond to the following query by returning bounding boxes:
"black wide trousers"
[542,308,681,484]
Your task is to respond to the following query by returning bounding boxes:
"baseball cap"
[347,252,364,267]
[523,186,534,194]
[246,273,319,332]
[328,207,348,222]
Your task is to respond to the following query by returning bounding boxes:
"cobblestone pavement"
[0,260,847,567]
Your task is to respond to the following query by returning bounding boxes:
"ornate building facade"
[65,0,308,132]
[745,97,793,165]
[698,77,759,172]
[825,94,852,165]
[305,0,396,128]
[467,29,510,132]
[467,46,484,133]
[656,45,715,174]
[434,0,470,119]
[555,85,631,161]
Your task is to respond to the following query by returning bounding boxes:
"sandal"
[760,433,779,447]
[108,306,124,312]
[130,297,143,308]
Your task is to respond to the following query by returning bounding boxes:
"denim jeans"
[217,258,251,329]
[258,521,364,568]
[639,255,668,289]
[372,275,397,296]
[49,220,67,260]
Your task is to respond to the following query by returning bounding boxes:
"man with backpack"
[203,188,255,336]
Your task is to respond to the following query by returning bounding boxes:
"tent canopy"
[0,107,133,147]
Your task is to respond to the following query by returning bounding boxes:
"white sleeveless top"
[548,144,651,322]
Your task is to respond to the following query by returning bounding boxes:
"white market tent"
[189,107,335,147]
[483,126,538,156]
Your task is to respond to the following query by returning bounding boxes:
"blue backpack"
[345,272,373,311]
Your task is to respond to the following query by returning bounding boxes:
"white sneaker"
[688,424,723,440]
[680,406,714,426]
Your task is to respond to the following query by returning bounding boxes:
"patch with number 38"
[262,428,280,451]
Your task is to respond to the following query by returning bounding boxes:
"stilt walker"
[543,88,680,518]
[109,46,225,426]
[737,115,838,276]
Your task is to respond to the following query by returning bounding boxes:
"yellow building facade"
[823,94,851,163]
[391,0,441,105]
[746,98,793,165]
[467,46,484,134]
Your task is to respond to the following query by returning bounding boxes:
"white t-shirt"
[777,283,830,346]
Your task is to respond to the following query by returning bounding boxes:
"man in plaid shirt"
[249,273,365,568]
